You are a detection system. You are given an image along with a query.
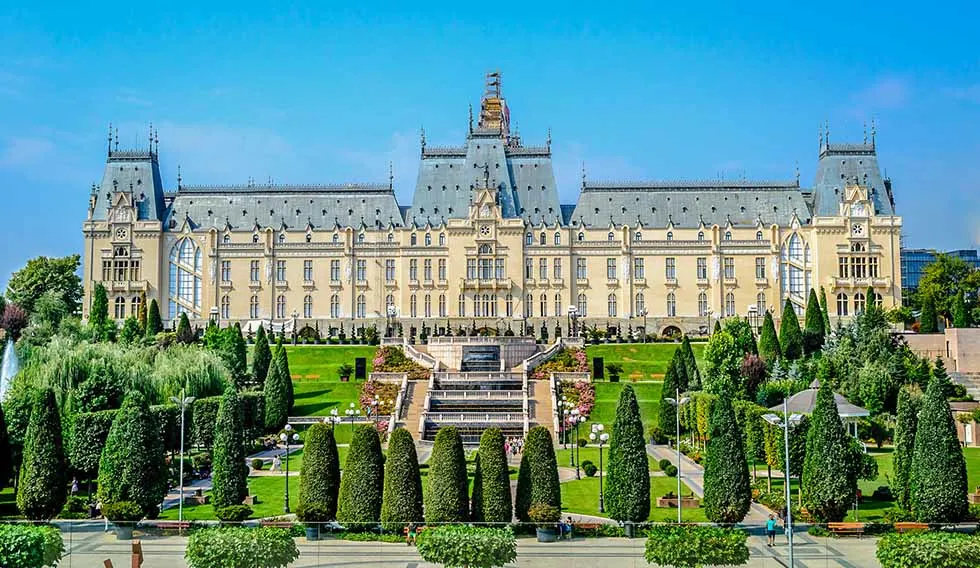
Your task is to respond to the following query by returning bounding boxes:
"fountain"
[0,338,19,399]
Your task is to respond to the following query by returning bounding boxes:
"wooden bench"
[894,522,929,533]
[259,521,294,529]
[827,522,865,537]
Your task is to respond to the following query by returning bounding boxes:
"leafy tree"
[176,312,194,344]
[758,311,781,363]
[659,358,681,438]
[801,382,857,522]
[680,335,701,390]
[299,423,341,522]
[145,299,163,337]
[605,385,651,522]
[0,403,10,492]
[476,427,512,524]
[16,388,67,520]
[952,289,970,328]
[90,283,110,342]
[514,426,561,522]
[910,374,969,522]
[211,388,248,510]
[6,254,83,315]
[819,286,831,334]
[778,300,803,360]
[97,391,167,517]
[892,386,920,511]
[702,394,751,523]
[919,292,938,333]
[425,426,469,523]
[703,330,741,395]
[803,289,826,355]
[380,427,422,530]
[119,316,141,344]
[337,425,384,530]
[263,353,290,432]
[252,325,272,388]
[137,290,148,331]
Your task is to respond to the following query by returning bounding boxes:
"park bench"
[827,522,865,537]
[894,522,929,533]
[259,521,294,529]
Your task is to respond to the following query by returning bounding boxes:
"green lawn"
[561,476,706,522]
[556,447,660,472]
[586,343,704,381]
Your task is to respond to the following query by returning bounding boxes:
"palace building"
[82,73,902,336]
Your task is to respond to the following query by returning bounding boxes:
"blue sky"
[1,1,978,287]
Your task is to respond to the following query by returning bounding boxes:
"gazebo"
[769,380,869,437]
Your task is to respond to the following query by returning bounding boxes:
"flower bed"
[372,346,430,380]
[531,347,588,380]
[561,380,595,420]
[359,380,400,416]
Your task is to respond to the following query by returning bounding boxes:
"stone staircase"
[952,371,980,400]
[398,379,429,434]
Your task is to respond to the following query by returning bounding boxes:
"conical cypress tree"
[818,286,831,333]
[299,423,341,521]
[952,289,970,328]
[145,298,163,337]
[476,427,512,524]
[97,391,167,517]
[778,300,803,360]
[605,385,651,522]
[211,387,248,510]
[893,386,920,511]
[803,289,826,356]
[470,453,484,522]
[681,335,701,390]
[702,393,751,523]
[514,425,560,522]
[919,293,938,333]
[658,358,680,438]
[0,402,10,492]
[801,382,856,522]
[252,325,272,388]
[910,375,969,522]
[176,312,194,344]
[425,426,469,523]
[263,354,290,432]
[758,311,781,363]
[16,388,67,520]
[137,290,148,332]
[337,425,384,530]
[380,427,422,531]
[273,339,294,413]
[90,283,109,342]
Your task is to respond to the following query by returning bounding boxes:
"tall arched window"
[667,293,676,317]
[698,292,708,316]
[114,296,126,319]
[221,295,230,319]
[577,293,587,317]
[756,292,766,313]
[303,295,312,318]
[330,294,340,318]
[540,294,548,317]
[410,294,417,318]
[131,295,141,317]
[853,292,866,314]
[249,295,259,318]
[725,293,735,317]
[607,294,617,317]
[357,294,366,318]
[169,238,202,319]
[837,293,848,316]
[635,292,645,314]
[275,295,286,319]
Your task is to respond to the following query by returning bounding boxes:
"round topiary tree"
[476,427,513,524]
[252,325,272,389]
[800,381,856,522]
[337,424,384,530]
[298,422,341,522]
[778,299,803,361]
[892,386,920,511]
[16,388,67,520]
[910,374,969,522]
[97,390,167,518]
[605,384,651,523]
[380,427,422,531]
[425,426,469,524]
[701,393,751,523]
[514,426,560,522]
[211,387,248,511]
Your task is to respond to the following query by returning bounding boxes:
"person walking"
[766,514,777,547]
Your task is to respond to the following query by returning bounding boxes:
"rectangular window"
[839,256,849,278]
[697,257,707,280]
[665,258,676,280]
[385,259,395,281]
[607,258,616,280]
[495,259,504,280]
[356,259,366,282]
[755,257,765,280]
[634,258,645,279]
[330,260,340,282]
[303,260,313,282]
[467,259,477,280]
[539,258,548,280]
[276,260,286,282]
[250,260,260,282]
[577,258,587,279]
[423,259,432,281]
[438,259,447,281]
[409,259,418,281]
[723,257,734,279]
[553,258,562,280]
[869,257,879,278]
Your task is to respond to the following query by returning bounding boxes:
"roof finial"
[107,123,113,156]
[388,161,394,190]
[177,165,182,189]
[420,126,426,152]
[468,104,473,134]
[546,127,552,150]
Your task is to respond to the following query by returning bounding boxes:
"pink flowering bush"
[531,347,589,380]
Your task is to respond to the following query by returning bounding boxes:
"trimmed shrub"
[0,524,64,568]
[514,426,560,522]
[380,427,423,530]
[425,426,469,524]
[801,381,858,522]
[892,386,920,511]
[910,373,969,523]
[605,385,650,522]
[416,525,517,568]
[211,387,248,510]
[876,531,980,568]
[476,427,513,525]
[337,425,384,530]
[252,325,272,388]
[17,388,68,520]
[644,525,750,568]
[778,299,803,360]
[299,423,342,522]
[702,394,751,523]
[185,527,299,568]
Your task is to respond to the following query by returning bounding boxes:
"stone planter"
[656,497,701,508]
[305,526,319,541]
[114,525,134,540]
[535,527,558,543]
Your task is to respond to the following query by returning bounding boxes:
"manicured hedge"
[876,531,980,568]
[644,525,749,568]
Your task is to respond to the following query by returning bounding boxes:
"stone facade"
[82,74,902,336]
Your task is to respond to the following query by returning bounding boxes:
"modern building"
[81,73,903,337]
[901,248,979,295]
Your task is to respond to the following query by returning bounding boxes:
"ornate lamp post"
[280,424,300,513]
[589,424,609,513]
[663,389,691,522]
[169,389,195,526]
[344,402,360,433]
[763,401,804,567]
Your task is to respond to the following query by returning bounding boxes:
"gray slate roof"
[569,180,810,228]
[771,387,869,418]
[812,143,895,217]
[91,150,167,222]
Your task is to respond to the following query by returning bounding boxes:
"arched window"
[607,232,615,242]
[114,296,126,319]
[438,294,447,317]
[724,231,732,241]
[853,292,866,314]
[424,233,432,246]
[439,233,446,246]
[635,292,645,314]
[424,294,431,318]
[278,233,286,244]
[756,292,767,313]
[330,294,340,318]
[410,294,417,318]
[303,295,312,318]
[357,294,366,318]
[131,295,141,317]
[223,234,231,244]
[756,231,763,241]
[667,292,676,317]
[540,294,548,317]
[837,293,848,316]
[578,232,585,242]
[666,231,673,241]
[540,232,546,245]
[526,233,533,245]
[410,233,417,246]
[697,231,704,241]
[577,293,587,317]
[526,294,533,317]
[221,295,230,319]
[275,295,286,319]
[169,238,202,319]
[249,295,259,318]
[725,293,735,317]
[698,292,708,316]
[554,232,561,245]
[607,294,617,317]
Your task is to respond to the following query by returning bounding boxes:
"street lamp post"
[763,400,803,568]
[664,389,691,523]
[169,389,196,526]
[589,424,609,513]
[280,424,300,513]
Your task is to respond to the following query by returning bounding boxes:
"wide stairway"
[421,371,527,444]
